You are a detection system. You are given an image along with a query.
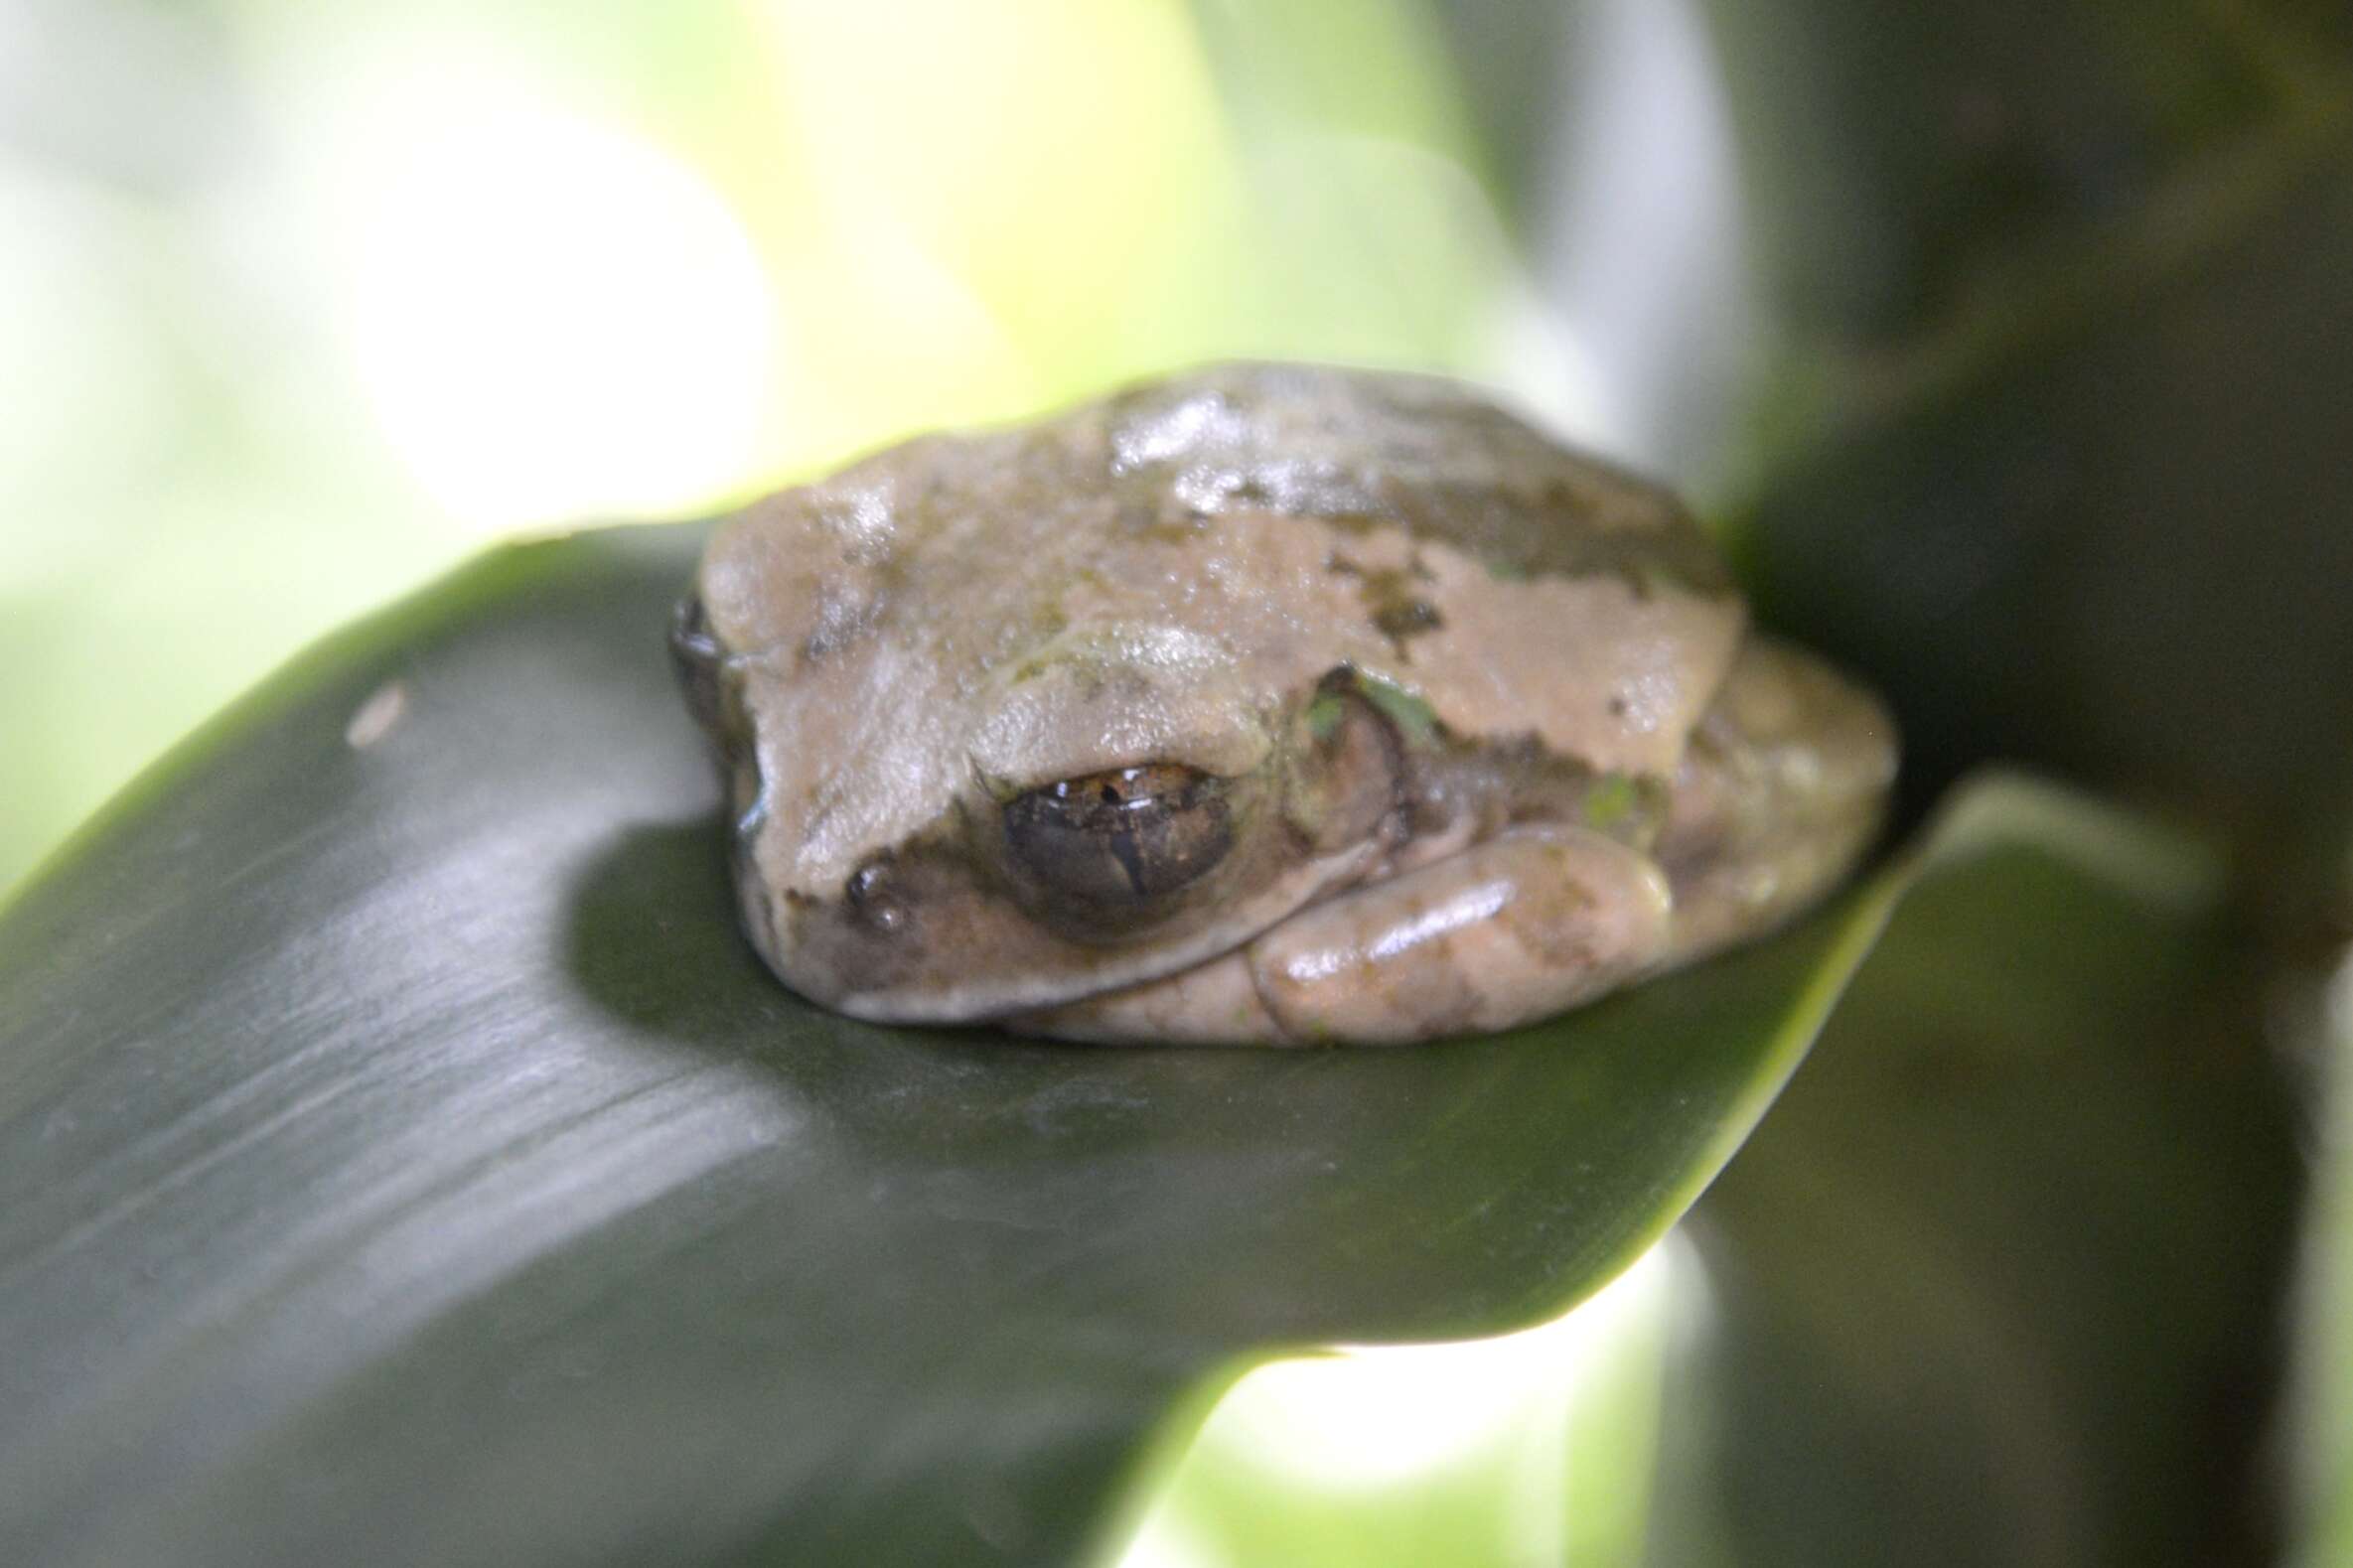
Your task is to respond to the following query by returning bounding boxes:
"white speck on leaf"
[345,680,411,749]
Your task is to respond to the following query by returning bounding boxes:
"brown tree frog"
[673,363,1895,1044]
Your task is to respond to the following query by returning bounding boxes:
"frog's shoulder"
[1098,361,1733,594]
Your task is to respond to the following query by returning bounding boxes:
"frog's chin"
[820,839,1390,1028]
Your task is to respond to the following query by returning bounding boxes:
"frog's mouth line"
[826,808,1502,1039]
[825,831,1397,1028]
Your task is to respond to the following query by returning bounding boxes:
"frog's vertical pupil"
[1105,830,1150,895]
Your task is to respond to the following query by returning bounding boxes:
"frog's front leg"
[1246,826,1674,1043]
[1019,827,1673,1046]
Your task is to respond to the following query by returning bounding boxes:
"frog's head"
[682,603,1411,1024]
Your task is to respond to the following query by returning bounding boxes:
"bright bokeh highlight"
[344,97,776,530]
[1115,1240,1683,1568]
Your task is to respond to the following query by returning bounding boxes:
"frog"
[672,361,1895,1045]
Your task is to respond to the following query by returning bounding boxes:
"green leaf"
[0,523,1894,1567]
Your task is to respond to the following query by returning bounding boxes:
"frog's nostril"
[843,857,909,933]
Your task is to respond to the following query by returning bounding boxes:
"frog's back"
[1098,362,1733,595]
[697,362,1732,656]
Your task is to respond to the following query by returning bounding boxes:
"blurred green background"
[5,0,1763,896]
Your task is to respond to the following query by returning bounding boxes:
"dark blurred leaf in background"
[1692,0,2353,851]
[1665,784,2298,1568]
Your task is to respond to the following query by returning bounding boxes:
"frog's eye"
[1002,763,1233,908]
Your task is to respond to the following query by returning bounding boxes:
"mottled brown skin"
[674,362,1896,1044]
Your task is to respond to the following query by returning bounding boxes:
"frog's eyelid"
[968,754,1163,800]
[969,750,1268,802]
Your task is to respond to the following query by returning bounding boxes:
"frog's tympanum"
[673,363,1895,1045]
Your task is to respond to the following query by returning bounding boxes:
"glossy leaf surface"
[0,523,1894,1567]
